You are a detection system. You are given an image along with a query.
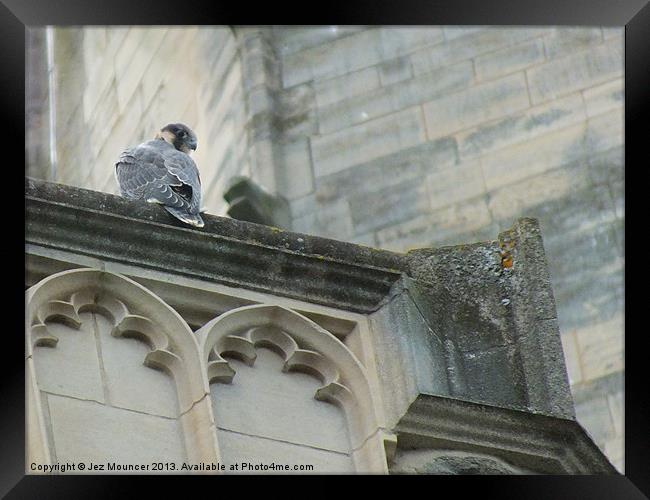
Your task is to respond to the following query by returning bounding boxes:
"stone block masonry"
[275,26,624,472]
[27,26,252,218]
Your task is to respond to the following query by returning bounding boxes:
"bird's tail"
[163,206,205,228]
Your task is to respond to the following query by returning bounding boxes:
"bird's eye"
[178,130,186,138]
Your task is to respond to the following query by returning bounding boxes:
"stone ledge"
[26,177,405,313]
[394,394,618,474]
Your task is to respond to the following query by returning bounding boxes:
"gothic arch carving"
[26,268,218,466]
[27,270,392,472]
[196,304,391,472]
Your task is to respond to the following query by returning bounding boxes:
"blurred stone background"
[25,25,624,471]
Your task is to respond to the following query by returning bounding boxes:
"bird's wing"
[115,141,200,213]
[159,146,202,213]
[160,145,202,187]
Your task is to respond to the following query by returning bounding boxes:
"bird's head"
[157,123,198,154]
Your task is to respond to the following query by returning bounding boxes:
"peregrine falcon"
[115,123,205,228]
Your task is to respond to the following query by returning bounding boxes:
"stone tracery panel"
[197,304,391,473]
[26,269,217,470]
[213,346,355,471]
[26,269,391,473]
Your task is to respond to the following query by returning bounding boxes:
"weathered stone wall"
[25,26,624,471]
[270,26,624,472]
[26,26,251,216]
[26,29,51,181]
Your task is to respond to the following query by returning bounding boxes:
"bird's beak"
[189,139,198,151]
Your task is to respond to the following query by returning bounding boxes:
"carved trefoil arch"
[26,268,219,470]
[196,304,392,473]
[26,268,392,473]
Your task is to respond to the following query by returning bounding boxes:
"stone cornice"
[395,394,618,474]
[26,178,406,314]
